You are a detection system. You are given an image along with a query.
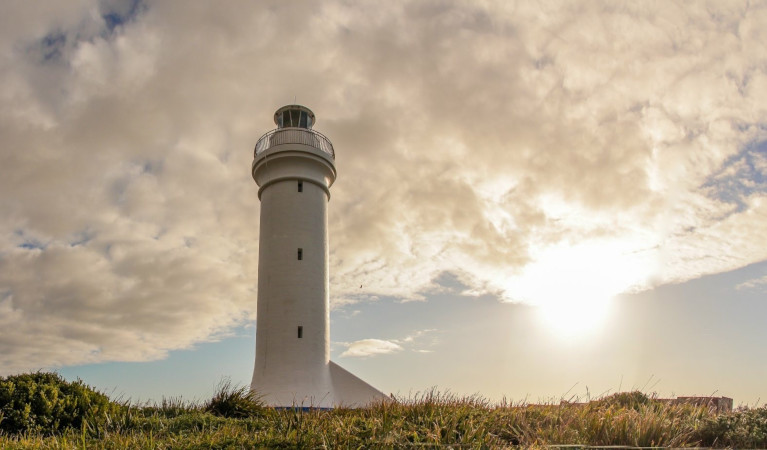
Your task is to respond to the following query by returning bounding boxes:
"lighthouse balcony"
[254,128,335,159]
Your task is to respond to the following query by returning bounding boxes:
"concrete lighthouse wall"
[257,179,330,372]
[251,122,386,408]
[252,146,335,407]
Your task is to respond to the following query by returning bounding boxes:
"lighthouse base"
[251,361,388,408]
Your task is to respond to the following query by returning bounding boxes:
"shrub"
[0,372,123,435]
[595,391,652,410]
[696,406,767,448]
[204,379,264,418]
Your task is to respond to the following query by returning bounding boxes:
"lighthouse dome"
[274,105,315,129]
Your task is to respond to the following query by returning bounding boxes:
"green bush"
[594,391,652,410]
[0,372,122,435]
[3,378,765,448]
[204,379,265,419]
[696,406,767,448]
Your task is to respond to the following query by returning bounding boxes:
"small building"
[674,396,733,412]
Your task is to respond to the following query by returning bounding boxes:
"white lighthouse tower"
[250,105,386,408]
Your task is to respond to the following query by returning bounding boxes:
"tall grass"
[1,372,765,448]
[204,378,265,419]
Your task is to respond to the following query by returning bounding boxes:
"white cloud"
[338,328,438,358]
[736,274,767,291]
[400,329,437,344]
[0,0,766,372]
[340,339,403,358]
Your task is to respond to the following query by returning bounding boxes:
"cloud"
[338,328,437,358]
[400,329,438,344]
[0,0,766,372]
[736,274,767,291]
[340,339,403,358]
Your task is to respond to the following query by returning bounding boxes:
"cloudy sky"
[1,0,766,404]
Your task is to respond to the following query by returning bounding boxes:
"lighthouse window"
[282,110,294,127]
[298,181,303,192]
[297,248,303,260]
[299,111,308,128]
[297,326,303,338]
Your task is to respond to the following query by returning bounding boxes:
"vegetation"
[1,372,765,448]
[0,372,122,436]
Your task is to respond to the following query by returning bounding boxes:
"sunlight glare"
[505,239,653,338]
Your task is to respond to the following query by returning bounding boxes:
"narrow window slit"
[297,326,303,339]
[297,248,303,260]
[298,181,303,192]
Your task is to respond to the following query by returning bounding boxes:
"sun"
[504,239,653,339]
[537,294,612,339]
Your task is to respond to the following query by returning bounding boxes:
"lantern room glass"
[277,109,313,129]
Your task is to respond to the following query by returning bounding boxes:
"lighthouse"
[250,105,386,408]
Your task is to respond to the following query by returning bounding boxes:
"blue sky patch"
[702,139,767,214]
[102,0,144,34]
[70,229,96,247]
[40,31,66,62]
[15,229,47,250]
[18,240,46,251]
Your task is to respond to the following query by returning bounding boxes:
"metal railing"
[254,128,335,159]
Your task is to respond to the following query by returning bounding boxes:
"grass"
[1,373,765,448]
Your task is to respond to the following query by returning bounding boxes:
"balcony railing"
[254,128,335,159]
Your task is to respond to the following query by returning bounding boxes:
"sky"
[1,0,766,406]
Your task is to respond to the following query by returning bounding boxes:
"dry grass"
[1,374,764,448]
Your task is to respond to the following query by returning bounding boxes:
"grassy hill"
[1,372,765,448]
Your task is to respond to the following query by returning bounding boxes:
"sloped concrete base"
[329,361,389,407]
[252,361,388,408]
